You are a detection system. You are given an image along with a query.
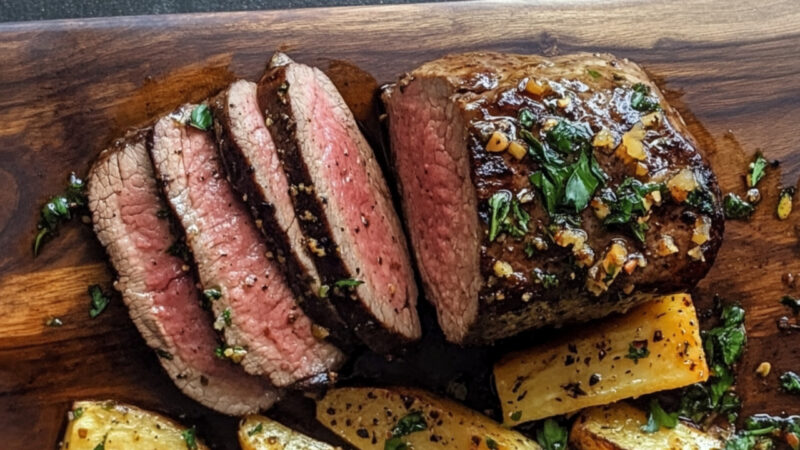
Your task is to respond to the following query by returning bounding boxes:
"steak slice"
[382,52,724,344]
[150,107,345,387]
[211,80,352,347]
[87,131,278,415]
[257,54,421,353]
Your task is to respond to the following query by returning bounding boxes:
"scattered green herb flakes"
[535,418,568,450]
[46,317,63,327]
[601,178,663,242]
[155,349,173,360]
[188,104,212,131]
[523,243,537,258]
[93,435,107,450]
[511,200,530,234]
[529,149,607,216]
[203,288,222,301]
[725,414,800,450]
[181,427,198,450]
[630,83,661,112]
[88,284,111,318]
[488,191,512,241]
[587,69,602,79]
[522,129,563,166]
[546,120,592,154]
[685,187,716,215]
[748,152,769,188]
[214,346,225,359]
[222,308,232,326]
[532,268,559,289]
[333,278,364,288]
[518,108,535,129]
[34,172,88,256]
[679,302,746,424]
[247,423,263,436]
[384,411,427,450]
[510,411,522,421]
[641,399,678,433]
[781,296,800,314]
[723,193,755,220]
[72,407,84,419]
[319,284,330,298]
[485,436,499,450]
[780,371,800,395]
[625,339,650,363]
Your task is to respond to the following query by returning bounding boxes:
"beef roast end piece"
[383,52,724,344]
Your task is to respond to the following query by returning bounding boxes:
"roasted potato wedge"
[61,400,208,449]
[495,294,708,425]
[570,402,723,450]
[239,414,336,450]
[317,386,540,449]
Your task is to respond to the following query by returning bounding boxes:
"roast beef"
[211,80,352,347]
[150,107,345,387]
[382,52,724,344]
[87,131,278,415]
[257,54,421,353]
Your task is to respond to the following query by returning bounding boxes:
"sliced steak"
[150,107,345,387]
[87,131,278,415]
[257,54,421,353]
[382,52,724,344]
[211,80,352,347]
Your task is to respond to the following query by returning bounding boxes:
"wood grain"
[1,1,799,448]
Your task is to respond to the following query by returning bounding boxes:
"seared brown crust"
[210,87,354,349]
[384,52,724,343]
[257,63,416,354]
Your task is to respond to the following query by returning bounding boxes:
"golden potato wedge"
[239,414,336,450]
[570,402,723,450]
[495,294,708,425]
[60,400,208,450]
[316,386,540,449]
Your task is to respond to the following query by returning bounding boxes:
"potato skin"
[495,293,709,425]
[60,400,208,450]
[570,403,723,450]
[238,414,336,450]
[316,387,540,450]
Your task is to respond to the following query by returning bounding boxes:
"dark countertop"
[0,0,449,22]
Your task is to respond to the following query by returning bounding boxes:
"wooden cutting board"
[1,0,799,448]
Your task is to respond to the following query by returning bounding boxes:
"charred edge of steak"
[209,91,355,350]
[258,67,415,354]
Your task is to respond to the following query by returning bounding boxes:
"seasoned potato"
[570,402,723,450]
[316,386,540,449]
[61,400,207,450]
[239,414,336,450]
[495,294,708,425]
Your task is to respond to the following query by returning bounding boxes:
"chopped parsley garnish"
[485,436,498,449]
[546,119,592,154]
[748,152,769,188]
[723,193,755,220]
[333,278,364,288]
[222,308,232,326]
[725,414,800,450]
[88,284,110,318]
[535,418,568,450]
[487,190,512,241]
[518,108,535,129]
[72,407,84,419]
[630,83,661,112]
[510,411,522,421]
[203,288,222,301]
[601,178,664,242]
[781,295,800,314]
[214,346,225,359]
[34,172,88,256]
[587,69,602,79]
[533,268,559,289]
[156,349,173,360]
[529,149,607,216]
[510,200,531,235]
[625,339,650,363]
[385,411,427,450]
[641,399,678,433]
[685,187,715,215]
[188,104,212,131]
[93,435,107,450]
[780,371,800,395]
[247,423,263,436]
[181,427,198,450]
[678,302,746,424]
